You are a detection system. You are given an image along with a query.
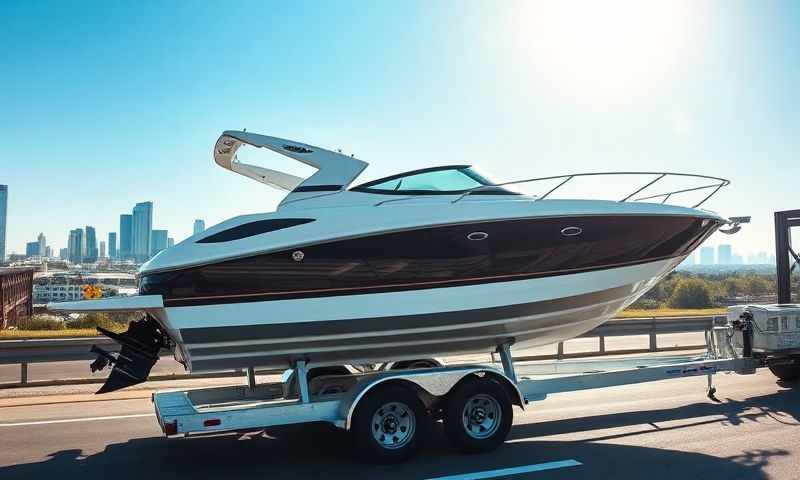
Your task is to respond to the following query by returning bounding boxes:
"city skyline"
[6,200,185,265]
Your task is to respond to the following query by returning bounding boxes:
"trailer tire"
[768,357,800,381]
[351,384,430,464]
[443,376,513,454]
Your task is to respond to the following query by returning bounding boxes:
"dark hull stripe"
[187,303,618,371]
[144,214,720,308]
[179,282,637,344]
[187,298,622,357]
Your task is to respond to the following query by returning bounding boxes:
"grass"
[0,328,103,339]
[617,307,728,318]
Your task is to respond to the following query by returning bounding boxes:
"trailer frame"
[151,312,797,462]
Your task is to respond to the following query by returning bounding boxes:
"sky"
[1,0,798,258]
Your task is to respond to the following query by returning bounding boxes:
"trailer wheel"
[443,376,512,454]
[351,384,430,463]
[768,357,800,381]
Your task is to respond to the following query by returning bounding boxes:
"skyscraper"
[100,240,106,259]
[718,244,732,265]
[37,232,46,256]
[59,248,68,260]
[699,246,714,265]
[26,242,39,257]
[108,232,117,259]
[193,219,206,235]
[0,185,7,262]
[68,228,84,264]
[132,202,153,262]
[150,229,168,257]
[167,237,175,248]
[119,214,133,260]
[84,226,98,263]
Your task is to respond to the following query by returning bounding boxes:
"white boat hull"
[165,257,682,372]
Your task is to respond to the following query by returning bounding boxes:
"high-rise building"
[167,237,175,248]
[59,248,68,260]
[100,240,106,259]
[150,230,168,257]
[37,232,46,256]
[25,242,39,257]
[718,244,732,265]
[108,232,117,259]
[84,226,98,263]
[0,185,7,262]
[193,219,206,235]
[119,214,133,260]
[132,202,153,262]
[45,246,51,258]
[699,246,714,265]
[68,228,84,264]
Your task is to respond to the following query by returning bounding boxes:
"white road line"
[0,413,154,427]
[426,460,582,480]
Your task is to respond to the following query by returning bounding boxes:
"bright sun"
[514,1,694,99]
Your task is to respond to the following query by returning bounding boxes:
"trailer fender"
[340,366,524,430]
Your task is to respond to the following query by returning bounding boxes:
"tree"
[667,278,713,308]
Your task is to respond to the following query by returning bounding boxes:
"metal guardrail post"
[21,362,28,384]
[246,367,256,389]
[649,318,658,352]
[599,335,606,354]
[557,342,564,359]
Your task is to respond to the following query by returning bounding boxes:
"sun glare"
[515,1,693,100]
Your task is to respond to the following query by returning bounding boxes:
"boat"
[48,130,745,393]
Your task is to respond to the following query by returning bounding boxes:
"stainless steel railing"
[452,171,730,207]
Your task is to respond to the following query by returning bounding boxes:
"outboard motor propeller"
[90,315,168,394]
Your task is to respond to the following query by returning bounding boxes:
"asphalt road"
[0,366,797,479]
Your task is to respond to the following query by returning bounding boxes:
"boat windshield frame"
[350,165,519,196]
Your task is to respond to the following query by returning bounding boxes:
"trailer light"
[204,419,221,427]
[164,420,178,436]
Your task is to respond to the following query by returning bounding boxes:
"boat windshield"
[351,166,515,195]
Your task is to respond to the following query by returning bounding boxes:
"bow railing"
[452,171,730,208]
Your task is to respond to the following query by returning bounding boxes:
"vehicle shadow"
[0,388,796,480]
[508,385,800,443]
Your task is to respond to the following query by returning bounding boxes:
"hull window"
[197,218,315,243]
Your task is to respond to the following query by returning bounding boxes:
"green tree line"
[630,272,798,309]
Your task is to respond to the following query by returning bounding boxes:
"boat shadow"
[1,387,797,480]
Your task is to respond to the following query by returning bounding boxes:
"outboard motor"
[89,315,169,393]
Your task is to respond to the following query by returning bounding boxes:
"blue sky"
[1,1,798,257]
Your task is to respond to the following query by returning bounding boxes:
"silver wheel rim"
[462,393,501,439]
[371,401,415,449]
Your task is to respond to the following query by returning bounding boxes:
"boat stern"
[48,295,184,393]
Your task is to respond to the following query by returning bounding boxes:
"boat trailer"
[151,305,800,463]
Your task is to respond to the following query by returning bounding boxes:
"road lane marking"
[425,459,582,480]
[0,413,154,427]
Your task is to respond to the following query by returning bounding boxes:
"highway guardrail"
[0,316,723,387]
